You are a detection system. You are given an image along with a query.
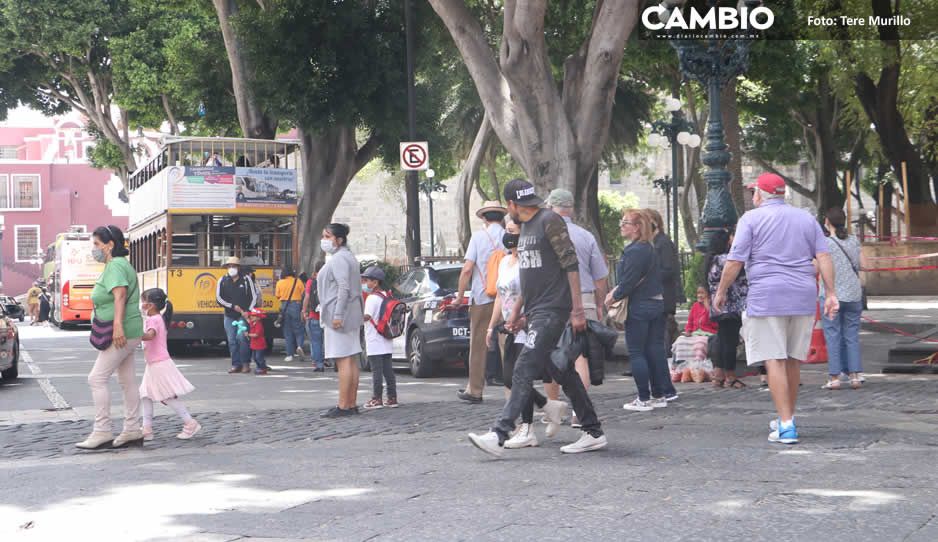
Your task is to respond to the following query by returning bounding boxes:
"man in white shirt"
[454,201,506,403]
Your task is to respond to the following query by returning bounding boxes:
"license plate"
[452,327,469,337]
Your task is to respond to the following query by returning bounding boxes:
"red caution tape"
[865,252,938,261]
[861,265,938,272]
[861,316,938,344]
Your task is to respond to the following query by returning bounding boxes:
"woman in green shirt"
[76,225,146,450]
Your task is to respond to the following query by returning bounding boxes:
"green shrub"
[598,190,639,257]
[682,252,705,309]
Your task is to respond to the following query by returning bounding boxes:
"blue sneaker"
[768,420,799,444]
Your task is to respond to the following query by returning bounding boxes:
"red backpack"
[371,290,408,339]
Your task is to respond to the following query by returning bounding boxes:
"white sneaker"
[623,398,654,412]
[504,423,539,449]
[468,431,504,458]
[769,417,796,431]
[560,432,608,454]
[650,397,668,409]
[542,399,568,439]
[284,356,294,362]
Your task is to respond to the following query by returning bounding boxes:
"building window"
[0,146,17,159]
[0,174,41,210]
[15,225,41,263]
[12,175,40,209]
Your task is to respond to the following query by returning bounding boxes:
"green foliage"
[86,128,130,172]
[598,191,639,257]
[682,252,705,309]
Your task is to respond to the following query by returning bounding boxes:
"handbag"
[89,317,114,351]
[830,237,868,310]
[607,298,629,330]
[89,266,138,351]
[274,277,299,328]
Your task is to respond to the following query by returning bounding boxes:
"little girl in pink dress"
[139,288,201,440]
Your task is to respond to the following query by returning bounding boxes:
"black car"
[390,264,471,378]
[0,296,24,322]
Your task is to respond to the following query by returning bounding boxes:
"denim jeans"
[224,316,251,368]
[307,318,325,369]
[369,354,397,399]
[626,299,670,401]
[494,310,602,441]
[821,299,863,376]
[281,302,305,356]
[252,348,268,370]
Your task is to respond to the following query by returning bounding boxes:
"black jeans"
[501,337,547,424]
[714,317,742,372]
[493,311,602,441]
[369,354,397,399]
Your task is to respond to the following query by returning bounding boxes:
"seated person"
[671,286,718,363]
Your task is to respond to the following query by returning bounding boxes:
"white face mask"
[320,239,337,254]
[227,267,239,277]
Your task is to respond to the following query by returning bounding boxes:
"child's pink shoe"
[177,420,202,440]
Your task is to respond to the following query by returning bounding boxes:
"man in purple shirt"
[714,173,838,445]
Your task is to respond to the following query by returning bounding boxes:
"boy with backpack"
[361,266,402,409]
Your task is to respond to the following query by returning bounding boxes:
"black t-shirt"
[518,208,579,316]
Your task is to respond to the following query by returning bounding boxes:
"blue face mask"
[362,284,372,293]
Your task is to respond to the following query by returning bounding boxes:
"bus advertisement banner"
[165,166,298,212]
[166,268,279,314]
[235,167,298,209]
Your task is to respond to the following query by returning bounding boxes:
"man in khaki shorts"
[544,189,609,428]
[714,173,838,445]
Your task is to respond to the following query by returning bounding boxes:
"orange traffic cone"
[805,301,828,364]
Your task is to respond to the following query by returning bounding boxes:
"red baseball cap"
[746,173,786,195]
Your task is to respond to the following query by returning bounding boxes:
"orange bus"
[43,230,104,327]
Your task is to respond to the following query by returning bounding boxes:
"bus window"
[169,215,294,269]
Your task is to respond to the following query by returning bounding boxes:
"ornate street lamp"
[419,169,446,257]
[669,0,762,251]
[648,98,701,253]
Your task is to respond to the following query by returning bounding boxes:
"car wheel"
[408,329,434,378]
[1,341,18,380]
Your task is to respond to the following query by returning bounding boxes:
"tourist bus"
[42,229,104,327]
[126,136,300,350]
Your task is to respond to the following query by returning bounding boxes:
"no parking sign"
[399,141,429,171]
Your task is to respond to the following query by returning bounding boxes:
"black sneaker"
[313,367,325,373]
[457,390,483,404]
[320,407,344,418]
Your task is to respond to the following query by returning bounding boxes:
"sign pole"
[404,0,421,265]
[845,170,852,235]
[901,161,910,239]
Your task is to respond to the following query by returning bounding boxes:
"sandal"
[821,380,841,390]
[727,379,747,389]
[850,378,862,390]
[712,378,725,388]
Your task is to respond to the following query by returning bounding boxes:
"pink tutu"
[139,359,195,401]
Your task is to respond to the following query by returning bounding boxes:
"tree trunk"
[162,94,179,135]
[720,80,746,215]
[456,115,494,251]
[428,0,638,227]
[213,0,278,139]
[296,126,380,272]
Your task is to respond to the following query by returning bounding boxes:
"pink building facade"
[0,111,129,296]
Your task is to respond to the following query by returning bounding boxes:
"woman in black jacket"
[605,210,672,411]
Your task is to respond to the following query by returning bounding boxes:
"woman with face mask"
[316,223,365,417]
[77,225,146,450]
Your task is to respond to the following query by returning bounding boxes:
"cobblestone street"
[2,302,938,541]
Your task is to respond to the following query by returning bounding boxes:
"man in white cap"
[216,256,259,373]
[544,188,609,427]
[454,201,506,403]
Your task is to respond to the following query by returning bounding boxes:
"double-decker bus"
[127,136,300,350]
[42,229,104,327]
